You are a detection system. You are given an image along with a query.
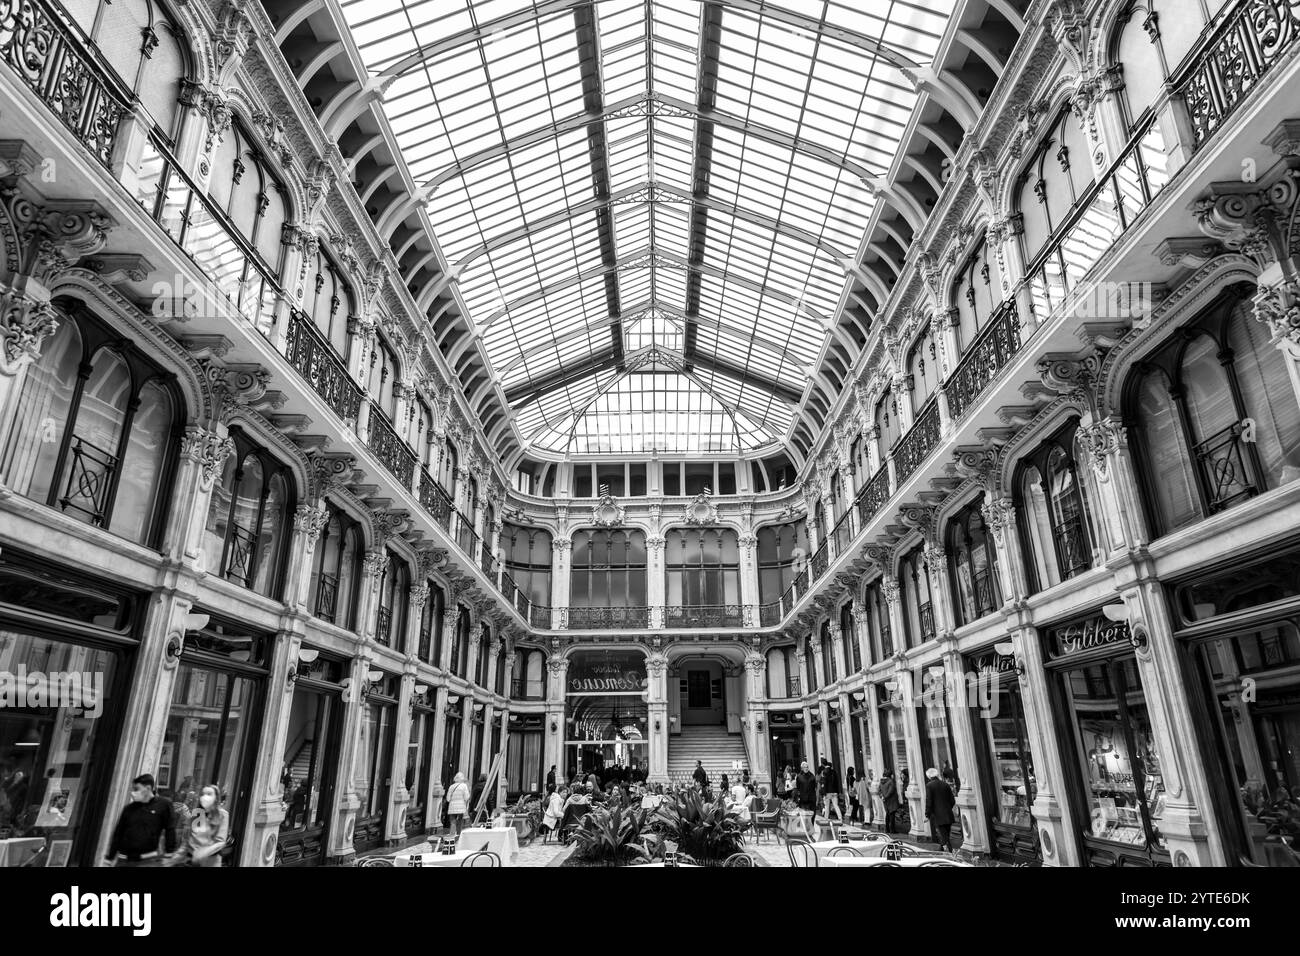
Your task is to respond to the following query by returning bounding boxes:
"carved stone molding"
[590,493,625,527]
[181,425,236,491]
[681,491,718,525]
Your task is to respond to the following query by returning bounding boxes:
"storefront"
[441,697,463,790]
[965,647,1039,862]
[404,685,435,837]
[564,649,649,784]
[161,612,270,866]
[353,673,398,853]
[0,550,137,867]
[877,680,912,830]
[767,710,804,787]
[1043,608,1170,867]
[276,650,346,866]
[505,713,544,797]
[1169,539,1300,867]
[468,704,485,785]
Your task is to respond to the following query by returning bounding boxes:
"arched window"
[862,577,892,662]
[766,645,801,697]
[418,583,445,665]
[875,387,901,458]
[840,602,861,673]
[416,398,435,470]
[200,428,294,597]
[906,325,941,415]
[946,495,1001,626]
[452,607,471,677]
[1014,417,1101,593]
[207,120,289,277]
[375,550,409,649]
[757,520,810,605]
[439,437,458,493]
[309,504,364,630]
[475,625,492,688]
[569,529,647,610]
[0,302,180,545]
[898,545,934,648]
[61,0,190,139]
[504,525,553,609]
[1126,288,1300,536]
[951,240,1005,354]
[305,246,354,359]
[665,528,741,626]
[367,335,400,422]
[820,620,837,684]
[510,648,546,699]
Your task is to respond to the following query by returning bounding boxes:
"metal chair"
[918,859,964,867]
[786,839,818,868]
[723,851,757,867]
[826,845,862,857]
[357,856,395,867]
[460,850,502,867]
[752,797,783,844]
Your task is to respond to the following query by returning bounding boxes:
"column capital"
[180,425,236,491]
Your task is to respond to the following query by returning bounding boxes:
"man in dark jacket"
[880,769,900,833]
[692,760,708,792]
[925,767,956,851]
[546,765,557,795]
[106,774,176,866]
[794,761,818,813]
[819,758,845,823]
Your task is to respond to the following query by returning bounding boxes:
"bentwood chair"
[826,845,862,857]
[461,850,502,867]
[723,851,758,867]
[786,839,818,868]
[752,798,782,843]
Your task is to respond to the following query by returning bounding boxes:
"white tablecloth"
[809,838,892,859]
[822,855,972,867]
[0,837,46,867]
[394,849,506,867]
[630,861,699,868]
[456,827,519,861]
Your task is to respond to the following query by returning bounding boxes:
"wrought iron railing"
[480,542,496,577]
[1178,0,1300,148]
[919,601,936,643]
[974,567,997,618]
[567,606,650,629]
[854,463,891,528]
[1193,420,1259,512]
[57,434,117,526]
[314,572,338,624]
[366,401,416,487]
[375,605,392,647]
[810,543,828,580]
[945,300,1022,421]
[826,509,854,558]
[0,0,128,167]
[786,675,802,698]
[223,524,256,586]
[456,510,481,561]
[418,467,454,533]
[529,604,552,629]
[893,396,941,484]
[285,309,362,424]
[1051,513,1094,580]
[664,604,744,628]
[759,602,783,627]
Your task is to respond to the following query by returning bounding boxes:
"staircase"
[285,741,313,786]
[666,725,749,788]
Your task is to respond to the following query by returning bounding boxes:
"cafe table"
[629,861,700,868]
[455,826,520,862]
[821,855,972,868]
[807,838,893,860]
[394,848,512,867]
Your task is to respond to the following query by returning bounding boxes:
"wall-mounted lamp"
[994,641,1026,677]
[1102,602,1130,623]
[473,703,485,713]
[755,718,763,732]
[297,647,320,664]
[852,691,866,702]
[367,669,385,683]
[414,683,429,696]
[181,611,210,633]
[550,719,558,733]
[448,695,460,705]
[828,699,840,710]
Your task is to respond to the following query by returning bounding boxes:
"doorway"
[680,662,725,725]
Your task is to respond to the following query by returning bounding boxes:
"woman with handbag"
[185,785,229,867]
[446,772,470,839]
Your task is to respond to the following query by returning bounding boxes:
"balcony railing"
[785,675,802,698]
[1179,0,1300,148]
[314,573,338,624]
[418,467,454,534]
[285,310,362,425]
[1,0,128,167]
[1052,513,1094,580]
[919,602,936,643]
[223,524,255,586]
[854,463,892,528]
[665,605,744,628]
[945,300,1022,421]
[1193,420,1259,512]
[759,602,783,627]
[456,511,481,561]
[530,604,553,629]
[810,543,828,580]
[894,396,941,485]
[826,509,854,559]
[973,567,997,618]
[567,606,650,629]
[375,605,392,647]
[366,402,415,486]
[57,434,117,526]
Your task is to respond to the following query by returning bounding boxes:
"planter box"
[780,810,816,841]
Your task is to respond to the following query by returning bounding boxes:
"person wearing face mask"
[105,774,177,866]
[185,785,230,867]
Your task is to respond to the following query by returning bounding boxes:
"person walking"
[184,785,230,867]
[925,767,957,851]
[880,769,900,834]
[105,774,177,867]
[692,760,708,792]
[793,761,818,841]
[541,786,567,844]
[856,769,874,827]
[780,765,797,800]
[445,772,471,839]
[546,765,557,795]
[820,758,845,823]
[846,767,859,823]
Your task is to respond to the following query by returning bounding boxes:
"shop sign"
[566,651,647,693]
[1047,613,1133,660]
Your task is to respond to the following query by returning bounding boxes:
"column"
[1078,417,1151,555]
[982,496,1030,604]
[248,627,306,866]
[739,532,760,625]
[940,637,990,854]
[425,682,449,833]
[479,701,495,784]
[864,683,887,824]
[809,630,827,691]
[464,619,483,691]
[358,548,386,643]
[895,665,928,840]
[827,619,845,688]
[743,652,770,787]
[167,425,236,567]
[386,670,416,844]
[794,645,809,700]
[326,655,370,862]
[925,542,957,639]
[646,534,666,628]
[551,538,571,629]
[801,704,816,768]
[851,593,871,672]
[647,651,669,783]
[544,656,569,780]
[836,691,855,785]
[286,503,328,612]
[495,707,509,810]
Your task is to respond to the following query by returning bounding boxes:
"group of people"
[105,773,230,867]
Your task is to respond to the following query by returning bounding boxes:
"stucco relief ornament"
[0,289,57,375]
[181,426,235,490]
[1253,279,1300,357]
[590,493,625,527]
[1076,419,1128,481]
[293,505,329,546]
[681,491,717,524]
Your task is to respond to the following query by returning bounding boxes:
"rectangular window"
[663,463,681,496]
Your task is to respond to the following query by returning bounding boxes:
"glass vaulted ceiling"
[339,0,956,456]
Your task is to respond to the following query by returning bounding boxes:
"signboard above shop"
[566,649,648,694]
[1045,611,1133,662]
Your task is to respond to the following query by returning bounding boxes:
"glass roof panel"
[341,0,958,455]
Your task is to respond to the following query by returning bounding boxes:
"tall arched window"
[820,620,837,684]
[418,583,445,665]
[1015,417,1102,593]
[510,648,546,699]
[946,495,1001,626]
[309,504,364,630]
[0,302,180,545]
[439,437,458,493]
[951,240,1005,354]
[875,387,901,458]
[862,577,892,662]
[804,634,819,692]
[665,527,741,626]
[200,428,294,597]
[206,120,289,276]
[475,625,492,688]
[367,335,400,422]
[416,398,435,471]
[1126,288,1300,536]
[453,607,471,677]
[898,545,934,648]
[60,0,190,139]
[569,529,647,610]
[757,520,810,609]
[906,325,940,415]
[840,602,861,673]
[766,645,801,697]
[305,246,353,359]
[375,550,409,649]
[504,526,553,608]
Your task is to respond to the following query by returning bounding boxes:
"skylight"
[339,0,957,456]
